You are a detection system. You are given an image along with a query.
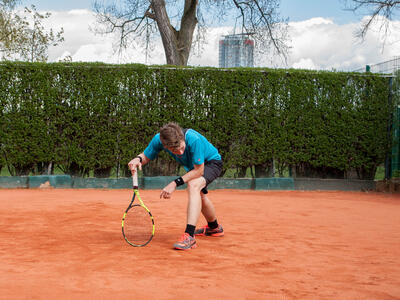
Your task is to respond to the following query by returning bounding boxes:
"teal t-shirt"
[144,129,221,171]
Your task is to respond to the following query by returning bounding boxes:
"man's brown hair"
[160,122,184,149]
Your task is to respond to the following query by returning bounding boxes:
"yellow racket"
[122,168,155,247]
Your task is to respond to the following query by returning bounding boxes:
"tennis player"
[128,122,224,250]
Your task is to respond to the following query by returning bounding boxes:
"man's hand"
[127,156,142,175]
[160,181,177,199]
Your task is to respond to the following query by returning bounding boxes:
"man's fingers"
[160,190,170,199]
[128,162,141,173]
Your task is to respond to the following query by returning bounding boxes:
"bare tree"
[344,0,400,43]
[0,3,64,61]
[17,6,64,62]
[93,0,289,66]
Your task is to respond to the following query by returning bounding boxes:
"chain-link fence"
[354,58,400,179]
[353,56,400,75]
[392,106,400,178]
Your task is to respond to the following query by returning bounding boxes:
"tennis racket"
[122,168,155,247]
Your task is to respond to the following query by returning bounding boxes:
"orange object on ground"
[0,189,399,299]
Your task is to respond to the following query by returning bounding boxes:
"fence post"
[384,77,393,180]
[392,106,400,178]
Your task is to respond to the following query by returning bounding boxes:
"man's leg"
[173,177,206,250]
[186,177,207,226]
[200,192,217,222]
[194,186,224,237]
[194,160,224,237]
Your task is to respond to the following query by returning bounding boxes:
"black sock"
[208,219,218,230]
[185,224,196,237]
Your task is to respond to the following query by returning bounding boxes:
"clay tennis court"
[0,189,399,299]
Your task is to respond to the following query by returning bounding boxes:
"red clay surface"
[0,189,399,299]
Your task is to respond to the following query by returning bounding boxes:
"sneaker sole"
[174,243,198,250]
[195,232,224,237]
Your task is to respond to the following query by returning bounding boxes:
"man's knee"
[187,177,206,192]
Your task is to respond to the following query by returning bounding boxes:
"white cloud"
[290,17,334,29]
[37,9,400,71]
[72,43,114,62]
[292,58,317,69]
[284,17,400,71]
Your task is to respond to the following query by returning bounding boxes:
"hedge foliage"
[0,62,394,179]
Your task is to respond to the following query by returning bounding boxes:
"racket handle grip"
[132,167,138,189]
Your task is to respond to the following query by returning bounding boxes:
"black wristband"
[135,155,142,163]
[174,177,184,187]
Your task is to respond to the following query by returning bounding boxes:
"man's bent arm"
[181,163,204,184]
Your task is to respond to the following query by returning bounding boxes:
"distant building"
[219,34,254,68]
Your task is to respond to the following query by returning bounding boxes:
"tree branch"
[344,0,400,40]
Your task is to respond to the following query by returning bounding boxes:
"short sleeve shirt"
[144,129,221,171]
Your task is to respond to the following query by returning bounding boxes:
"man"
[128,122,224,250]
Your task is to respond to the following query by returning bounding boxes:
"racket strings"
[124,205,153,246]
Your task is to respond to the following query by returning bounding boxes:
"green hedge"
[0,62,393,179]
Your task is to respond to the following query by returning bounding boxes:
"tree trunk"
[143,157,180,176]
[255,160,274,178]
[152,0,197,66]
[94,166,112,178]
[177,0,198,65]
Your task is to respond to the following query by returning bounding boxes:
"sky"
[26,0,359,24]
[16,0,400,71]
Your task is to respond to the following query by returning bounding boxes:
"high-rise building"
[219,34,254,68]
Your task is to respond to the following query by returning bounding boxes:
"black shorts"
[201,160,223,194]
